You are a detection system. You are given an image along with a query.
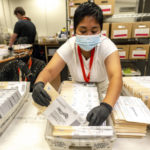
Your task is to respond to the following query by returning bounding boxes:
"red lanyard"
[22,17,28,20]
[18,57,32,81]
[77,45,95,83]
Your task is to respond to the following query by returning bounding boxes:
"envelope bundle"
[59,81,100,120]
[49,81,113,138]
[0,89,21,118]
[123,76,150,109]
[112,96,150,138]
[0,81,29,135]
[52,125,113,139]
[40,81,114,139]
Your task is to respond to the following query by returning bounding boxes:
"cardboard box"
[132,22,150,38]
[69,0,88,18]
[111,23,132,39]
[94,0,115,15]
[69,6,78,18]
[69,0,87,6]
[101,23,109,37]
[129,44,149,59]
[117,45,129,59]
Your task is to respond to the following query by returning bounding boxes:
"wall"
[0,0,66,37]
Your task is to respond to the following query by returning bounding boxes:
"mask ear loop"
[74,42,78,65]
[73,42,81,81]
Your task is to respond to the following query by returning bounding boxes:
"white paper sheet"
[43,96,87,126]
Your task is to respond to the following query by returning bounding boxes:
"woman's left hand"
[86,102,112,126]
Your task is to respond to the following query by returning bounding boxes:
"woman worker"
[32,2,122,126]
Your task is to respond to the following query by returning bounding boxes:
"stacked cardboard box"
[112,96,150,138]
[117,45,129,59]
[129,44,149,59]
[132,22,150,38]
[69,0,88,18]
[102,23,110,37]
[123,76,150,109]
[111,23,132,39]
[94,0,115,15]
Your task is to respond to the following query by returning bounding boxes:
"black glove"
[17,60,32,78]
[86,102,112,126]
[8,47,13,56]
[8,47,13,51]
[32,82,51,106]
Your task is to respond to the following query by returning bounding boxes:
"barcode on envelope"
[50,111,66,124]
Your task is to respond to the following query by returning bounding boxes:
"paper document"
[114,96,150,124]
[43,96,86,126]
[40,83,87,126]
[0,89,21,117]
[0,82,28,96]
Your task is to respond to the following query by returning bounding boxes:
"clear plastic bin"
[0,82,30,135]
[45,116,116,150]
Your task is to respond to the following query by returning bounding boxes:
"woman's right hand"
[32,82,51,106]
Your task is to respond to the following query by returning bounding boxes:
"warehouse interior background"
[1,0,149,37]
[0,0,150,82]
[0,0,150,150]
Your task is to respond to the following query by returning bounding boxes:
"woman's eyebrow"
[92,26,99,29]
[79,26,99,29]
[79,26,87,29]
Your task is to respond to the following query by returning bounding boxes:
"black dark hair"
[14,7,25,16]
[73,2,103,34]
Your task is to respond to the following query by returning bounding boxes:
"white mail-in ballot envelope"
[33,83,86,126]
[43,96,86,126]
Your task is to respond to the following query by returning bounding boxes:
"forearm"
[35,68,57,85]
[9,34,17,47]
[35,53,65,85]
[102,75,122,107]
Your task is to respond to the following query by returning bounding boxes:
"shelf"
[68,13,150,21]
[106,13,150,19]
[112,38,150,44]
[121,59,149,62]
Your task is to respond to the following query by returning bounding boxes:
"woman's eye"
[92,31,97,34]
[80,31,86,34]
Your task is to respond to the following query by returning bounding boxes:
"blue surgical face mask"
[75,34,100,51]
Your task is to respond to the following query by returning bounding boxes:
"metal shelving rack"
[65,0,150,76]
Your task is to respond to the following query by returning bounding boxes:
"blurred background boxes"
[69,0,88,18]
[38,37,58,45]
[48,49,57,56]
[132,21,150,38]
[69,0,87,6]
[94,0,115,15]
[129,44,149,59]
[101,23,110,37]
[69,6,78,18]
[111,23,132,39]
[117,45,129,59]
